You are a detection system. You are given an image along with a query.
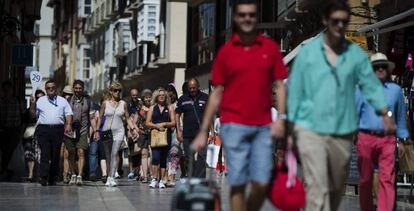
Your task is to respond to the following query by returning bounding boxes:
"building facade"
[25,0,54,105]
[1,0,43,104]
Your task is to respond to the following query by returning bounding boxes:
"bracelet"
[277,114,287,120]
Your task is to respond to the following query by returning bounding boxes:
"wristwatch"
[386,111,393,118]
[278,113,287,120]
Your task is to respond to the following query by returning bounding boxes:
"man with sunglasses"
[288,1,395,210]
[356,53,408,211]
[36,80,73,186]
[192,1,287,210]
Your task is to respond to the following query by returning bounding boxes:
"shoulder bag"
[101,101,118,142]
[150,106,169,148]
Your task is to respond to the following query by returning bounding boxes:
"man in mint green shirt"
[287,1,395,210]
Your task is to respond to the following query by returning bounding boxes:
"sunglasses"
[112,89,122,93]
[329,18,350,26]
[237,12,257,18]
[373,64,388,71]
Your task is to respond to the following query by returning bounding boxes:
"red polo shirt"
[211,33,287,126]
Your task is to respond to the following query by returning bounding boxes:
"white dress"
[102,100,125,142]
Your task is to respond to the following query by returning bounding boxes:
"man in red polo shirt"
[192,1,288,210]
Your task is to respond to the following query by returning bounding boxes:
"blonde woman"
[95,82,139,187]
[145,88,176,189]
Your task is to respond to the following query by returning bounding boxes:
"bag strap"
[108,100,120,130]
[286,149,297,188]
[191,99,201,126]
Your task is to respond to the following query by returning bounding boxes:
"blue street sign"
[11,44,34,66]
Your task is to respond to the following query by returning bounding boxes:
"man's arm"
[63,99,73,132]
[271,80,286,139]
[192,86,223,151]
[65,115,73,133]
[287,49,305,123]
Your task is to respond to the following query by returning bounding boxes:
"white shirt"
[36,96,73,125]
[214,118,221,134]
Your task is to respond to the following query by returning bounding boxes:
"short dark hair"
[167,84,178,98]
[182,82,188,95]
[1,80,12,90]
[35,89,45,97]
[232,0,258,13]
[45,79,55,86]
[323,0,351,19]
[73,80,85,88]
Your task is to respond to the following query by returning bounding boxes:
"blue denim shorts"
[220,123,274,186]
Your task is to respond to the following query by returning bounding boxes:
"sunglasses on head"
[329,18,350,26]
[373,64,388,71]
[237,12,257,18]
[112,89,122,93]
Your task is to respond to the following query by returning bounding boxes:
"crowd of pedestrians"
[0,1,412,211]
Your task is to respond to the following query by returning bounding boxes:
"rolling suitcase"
[171,145,221,211]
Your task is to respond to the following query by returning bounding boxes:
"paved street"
[1,174,414,211]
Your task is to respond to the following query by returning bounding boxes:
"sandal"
[101,175,108,184]
[141,177,149,184]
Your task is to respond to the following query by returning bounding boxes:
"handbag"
[23,123,37,139]
[269,149,306,211]
[399,142,414,173]
[151,129,168,148]
[101,101,119,143]
[129,136,141,156]
[101,130,113,142]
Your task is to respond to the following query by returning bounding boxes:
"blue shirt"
[36,95,73,125]
[175,92,208,138]
[356,82,409,139]
[288,33,387,135]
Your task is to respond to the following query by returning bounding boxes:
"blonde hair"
[151,87,170,106]
[109,82,123,91]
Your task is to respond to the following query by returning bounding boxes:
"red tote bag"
[269,150,306,211]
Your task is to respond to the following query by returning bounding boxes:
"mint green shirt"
[288,34,387,135]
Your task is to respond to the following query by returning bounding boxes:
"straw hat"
[370,53,395,72]
[62,85,73,95]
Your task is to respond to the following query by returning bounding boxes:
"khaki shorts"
[65,133,89,150]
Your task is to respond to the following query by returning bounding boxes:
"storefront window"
[190,3,216,67]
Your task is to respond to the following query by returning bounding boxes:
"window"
[148,26,156,31]
[148,33,156,37]
[83,48,92,79]
[149,6,156,10]
[84,0,92,15]
[148,19,156,24]
[148,12,156,17]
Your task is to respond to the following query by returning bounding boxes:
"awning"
[283,33,322,65]
[357,8,414,36]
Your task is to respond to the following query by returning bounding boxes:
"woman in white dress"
[95,82,139,187]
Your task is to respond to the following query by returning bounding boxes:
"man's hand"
[271,119,286,140]
[192,131,208,152]
[177,129,184,142]
[383,115,396,135]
